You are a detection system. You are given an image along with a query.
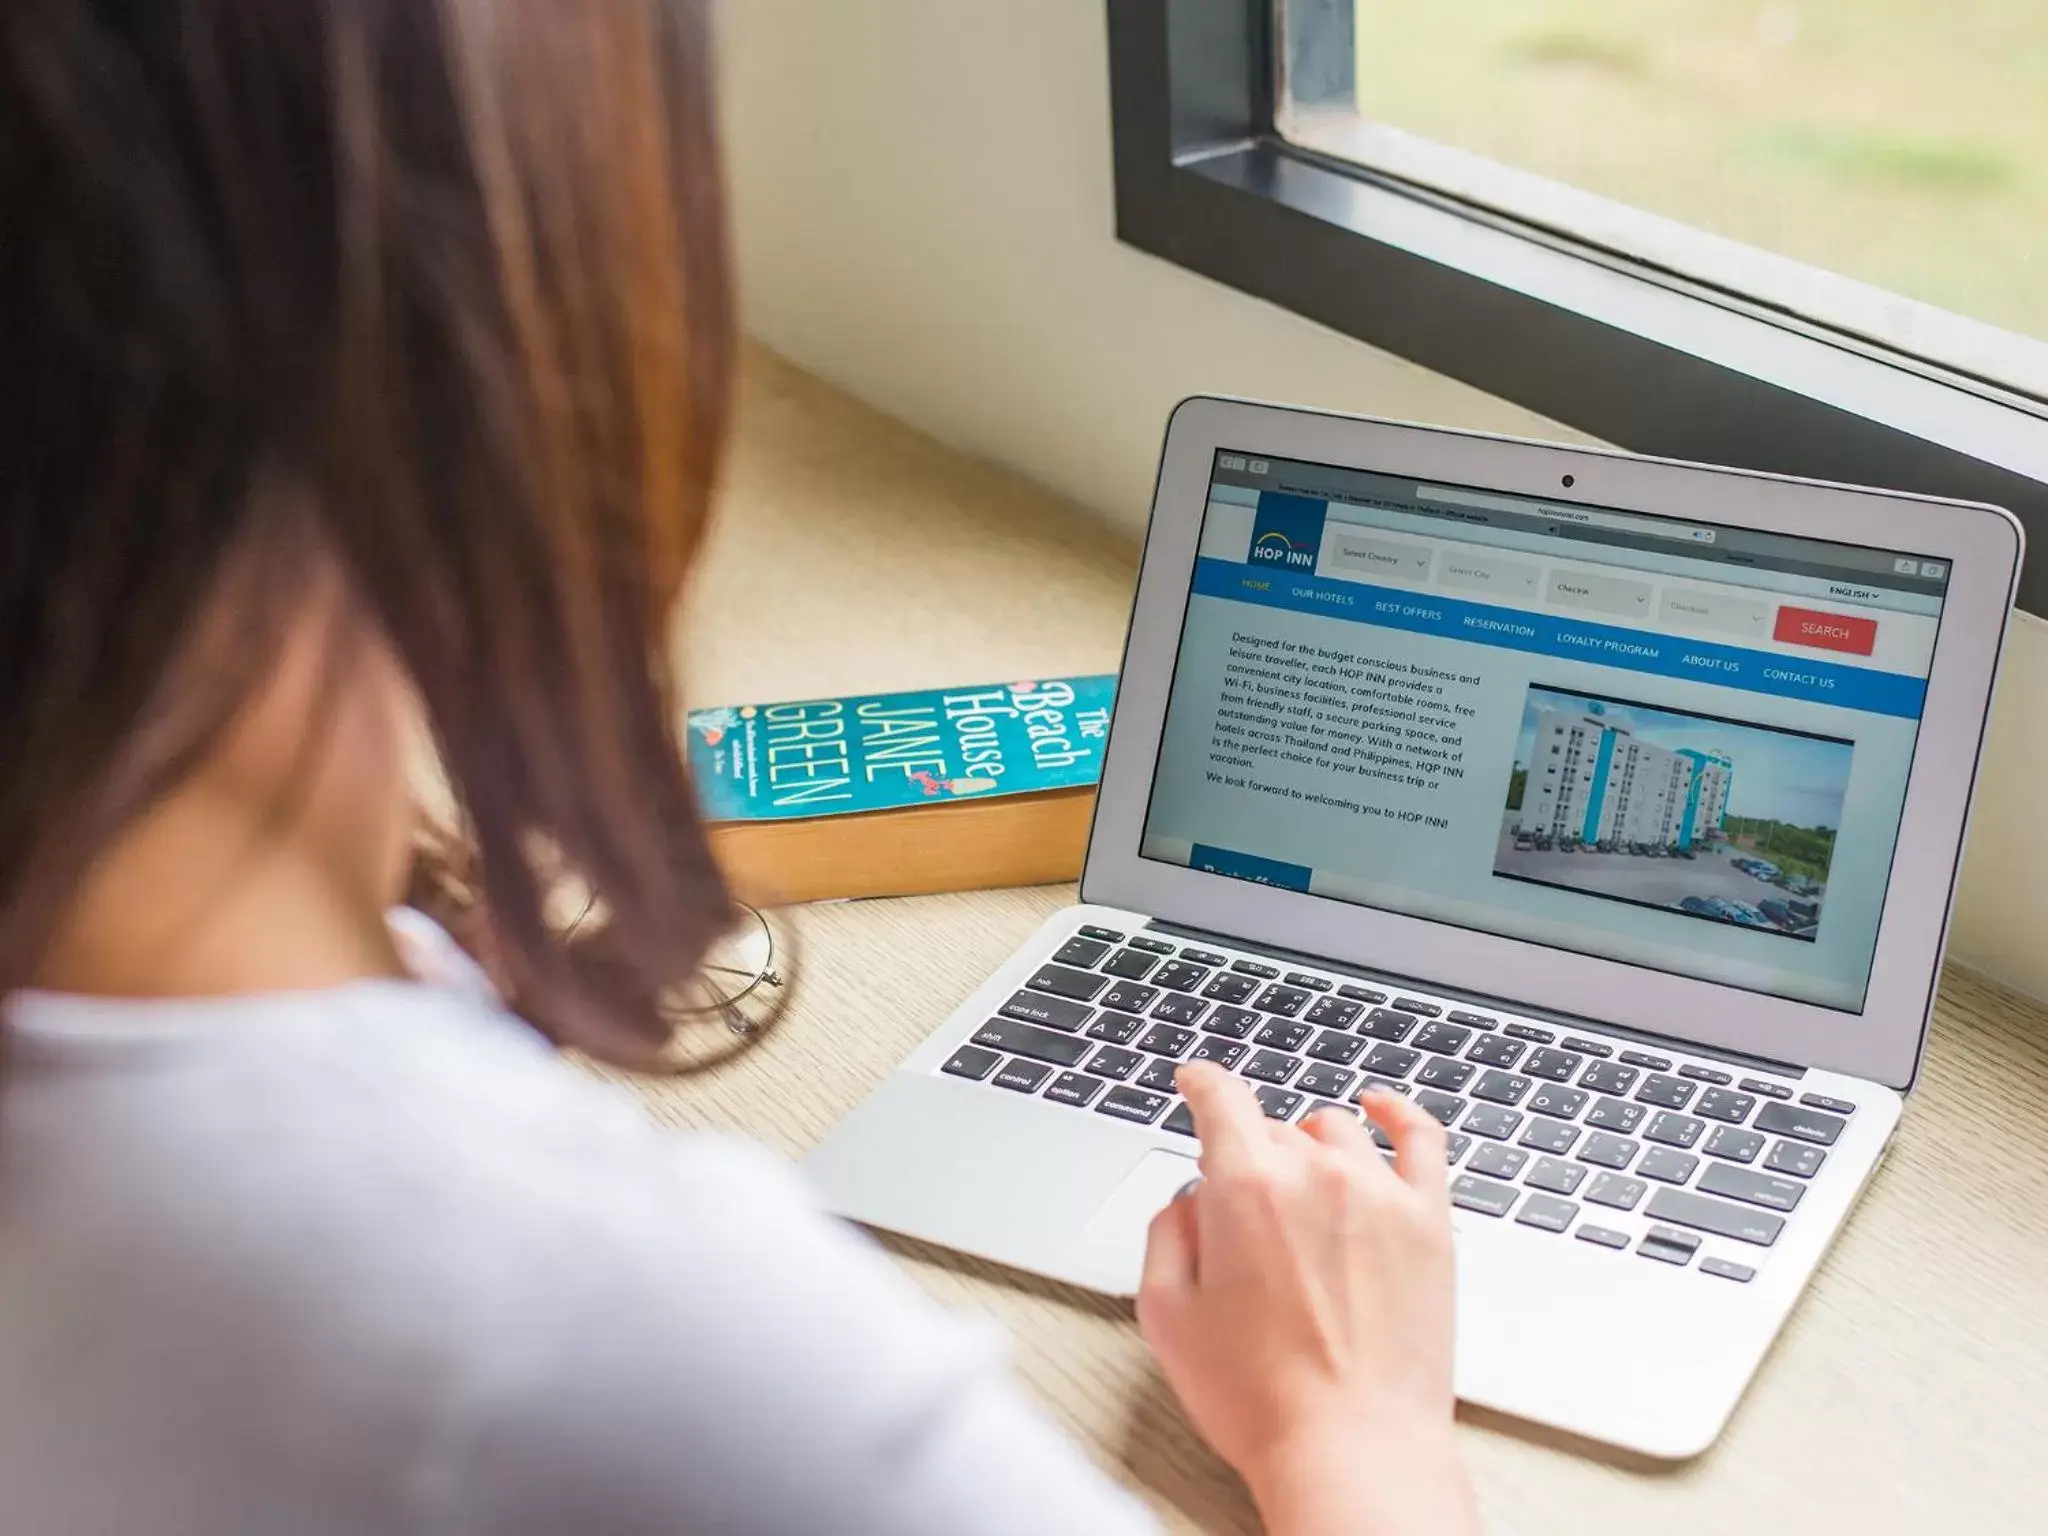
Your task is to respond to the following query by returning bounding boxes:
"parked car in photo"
[1678,896,1718,916]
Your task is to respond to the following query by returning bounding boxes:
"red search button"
[1773,606,1877,656]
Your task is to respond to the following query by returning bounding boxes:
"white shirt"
[0,914,1156,1535]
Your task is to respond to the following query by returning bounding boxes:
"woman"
[0,3,1480,1533]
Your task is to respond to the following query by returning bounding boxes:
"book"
[687,675,1117,903]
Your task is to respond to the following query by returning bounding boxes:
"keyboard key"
[1100,949,1159,980]
[1580,1133,1640,1170]
[1359,1009,1419,1042]
[1362,1043,1422,1079]
[1463,1104,1523,1140]
[1137,1022,1198,1058]
[1134,1057,1181,1094]
[1027,963,1109,1002]
[1297,1063,1358,1100]
[1190,1037,1247,1070]
[1202,1005,1260,1040]
[1467,1036,1526,1069]
[1448,1010,1498,1029]
[973,1017,1093,1067]
[942,1044,1002,1081]
[1338,983,1389,1004]
[1202,972,1261,1004]
[1444,1132,1472,1166]
[1305,1099,1361,1121]
[1162,1101,1197,1136]
[1468,1143,1529,1181]
[1704,1126,1766,1163]
[1644,1112,1706,1149]
[1516,1193,1579,1233]
[1765,1140,1827,1179]
[1393,997,1443,1017]
[1800,1092,1858,1116]
[1242,1050,1304,1085]
[1052,936,1112,968]
[1696,1088,1757,1124]
[1304,996,1363,1029]
[1100,981,1160,1014]
[1585,1172,1647,1210]
[1471,1070,1533,1106]
[1414,1089,1466,1127]
[1412,1022,1473,1056]
[1638,1234,1696,1267]
[1638,1147,1700,1184]
[993,1058,1054,1093]
[1415,1057,1476,1093]
[1523,1048,1583,1082]
[1620,1050,1673,1071]
[1359,1077,1412,1098]
[1231,959,1280,978]
[1580,1061,1639,1095]
[1254,1019,1312,1053]
[1253,1085,1303,1120]
[1645,1187,1785,1246]
[1699,1164,1806,1213]
[1044,1071,1104,1107]
[1285,971,1333,991]
[1519,1119,1581,1155]
[1526,1083,1588,1120]
[1254,984,1313,1018]
[1525,1157,1587,1196]
[1586,1097,1646,1134]
[1098,1086,1171,1125]
[1701,1256,1756,1283]
[1755,1101,1847,1146]
[1086,1011,1144,1044]
[1575,1224,1630,1249]
[1679,1064,1733,1085]
[1151,994,1208,1027]
[1152,960,1211,994]
[1078,924,1125,943]
[1129,935,1176,954]
[1000,990,1094,1031]
[1084,1046,1144,1081]
[1306,1029,1366,1065]
[1504,1022,1555,1043]
[1636,1074,1697,1110]
[1740,1076,1795,1100]
[1180,947,1227,966]
[1561,1036,1614,1057]
[1450,1175,1517,1217]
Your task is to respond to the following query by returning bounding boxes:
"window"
[1279,1,2048,393]
[1106,0,2048,613]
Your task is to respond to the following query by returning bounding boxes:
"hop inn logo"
[1247,492,1327,571]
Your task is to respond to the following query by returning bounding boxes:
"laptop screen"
[1139,451,1952,1013]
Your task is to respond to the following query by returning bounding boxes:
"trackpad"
[1060,1149,1199,1297]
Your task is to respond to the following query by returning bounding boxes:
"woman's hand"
[1136,1064,1480,1536]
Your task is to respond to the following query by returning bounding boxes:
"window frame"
[1106,0,2048,614]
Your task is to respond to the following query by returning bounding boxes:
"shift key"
[1645,1187,1785,1247]
[971,1017,1092,1068]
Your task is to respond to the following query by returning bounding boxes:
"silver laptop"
[807,398,2021,1458]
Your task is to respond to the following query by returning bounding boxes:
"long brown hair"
[0,0,737,1066]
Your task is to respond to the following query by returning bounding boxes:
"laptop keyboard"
[938,923,1859,1281]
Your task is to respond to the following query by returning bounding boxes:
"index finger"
[1174,1061,1269,1175]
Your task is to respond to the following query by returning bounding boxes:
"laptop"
[806,398,2022,1458]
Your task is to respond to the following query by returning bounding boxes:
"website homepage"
[1140,452,1952,1012]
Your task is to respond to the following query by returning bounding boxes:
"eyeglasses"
[558,893,799,1071]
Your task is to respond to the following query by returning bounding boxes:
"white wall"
[717,0,2048,1001]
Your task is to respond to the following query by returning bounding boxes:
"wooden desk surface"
[635,348,2048,1534]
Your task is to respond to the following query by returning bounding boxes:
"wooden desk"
[634,347,2048,1535]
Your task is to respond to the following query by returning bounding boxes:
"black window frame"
[1107,0,2048,614]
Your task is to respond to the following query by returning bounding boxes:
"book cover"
[686,675,1117,903]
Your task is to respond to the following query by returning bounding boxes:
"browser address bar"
[1415,484,1716,545]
